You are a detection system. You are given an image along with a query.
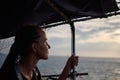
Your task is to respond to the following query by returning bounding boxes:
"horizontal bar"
[42,11,120,29]
[42,72,88,78]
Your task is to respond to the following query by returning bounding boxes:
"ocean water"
[38,56,120,80]
[0,54,120,80]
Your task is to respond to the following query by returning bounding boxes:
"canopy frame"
[45,0,77,79]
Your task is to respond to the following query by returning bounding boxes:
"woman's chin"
[42,55,48,60]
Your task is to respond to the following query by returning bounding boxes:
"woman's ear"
[32,43,37,53]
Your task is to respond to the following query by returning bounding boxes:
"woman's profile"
[0,24,79,80]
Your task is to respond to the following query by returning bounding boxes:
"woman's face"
[34,30,50,59]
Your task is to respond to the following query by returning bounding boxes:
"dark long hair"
[0,24,43,72]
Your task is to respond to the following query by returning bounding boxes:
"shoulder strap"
[14,65,23,80]
[34,66,43,80]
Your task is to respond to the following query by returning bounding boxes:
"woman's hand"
[58,55,79,80]
[66,55,79,69]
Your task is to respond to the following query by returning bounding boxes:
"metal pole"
[70,22,76,80]
[46,0,76,79]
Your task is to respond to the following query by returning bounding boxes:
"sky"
[46,15,120,58]
[0,15,120,58]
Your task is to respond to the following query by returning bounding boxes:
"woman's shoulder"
[0,65,18,80]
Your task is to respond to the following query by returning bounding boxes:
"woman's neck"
[17,53,39,80]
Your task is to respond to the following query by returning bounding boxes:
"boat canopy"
[0,0,119,39]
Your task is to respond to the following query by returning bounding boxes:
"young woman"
[0,24,79,80]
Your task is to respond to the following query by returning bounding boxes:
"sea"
[0,54,120,80]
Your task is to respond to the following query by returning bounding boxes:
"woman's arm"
[58,55,79,80]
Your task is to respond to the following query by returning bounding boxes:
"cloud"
[46,15,120,57]
[76,42,120,58]
[46,24,71,39]
[106,15,120,25]
[74,15,120,43]
[77,31,120,44]
[46,15,120,44]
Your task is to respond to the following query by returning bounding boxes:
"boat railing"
[42,72,88,80]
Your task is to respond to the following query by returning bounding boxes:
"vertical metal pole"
[70,22,76,80]
[46,0,77,79]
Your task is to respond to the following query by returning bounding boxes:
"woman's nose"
[47,43,51,49]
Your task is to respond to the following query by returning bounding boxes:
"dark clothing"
[0,64,42,80]
[22,69,39,80]
[0,65,18,80]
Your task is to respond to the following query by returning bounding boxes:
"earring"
[15,55,21,63]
